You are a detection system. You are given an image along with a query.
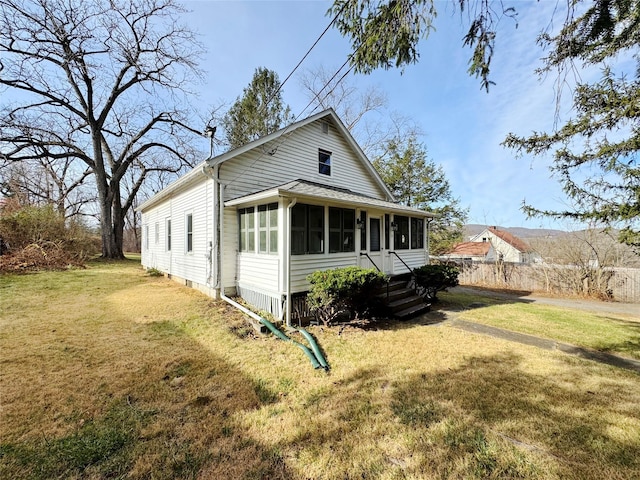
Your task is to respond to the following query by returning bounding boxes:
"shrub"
[0,203,99,272]
[307,266,387,325]
[413,264,460,301]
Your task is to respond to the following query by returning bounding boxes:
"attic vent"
[321,122,329,134]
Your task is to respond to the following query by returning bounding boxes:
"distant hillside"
[463,224,567,240]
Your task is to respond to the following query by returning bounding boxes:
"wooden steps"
[379,277,430,320]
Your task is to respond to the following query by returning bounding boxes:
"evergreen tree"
[373,134,468,254]
[331,0,639,247]
[222,67,294,149]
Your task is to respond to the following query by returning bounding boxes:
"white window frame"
[185,213,193,253]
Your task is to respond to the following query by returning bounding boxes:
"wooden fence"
[454,261,640,303]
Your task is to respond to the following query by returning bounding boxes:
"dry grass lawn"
[1,258,639,479]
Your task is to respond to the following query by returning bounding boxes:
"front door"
[368,216,385,272]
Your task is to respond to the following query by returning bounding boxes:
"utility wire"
[225,59,354,188]
[263,0,350,108]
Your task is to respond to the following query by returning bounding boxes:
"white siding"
[220,120,387,202]
[391,250,428,274]
[237,254,281,294]
[141,177,213,288]
[221,205,238,292]
[290,253,358,292]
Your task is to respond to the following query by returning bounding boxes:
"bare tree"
[529,226,640,298]
[0,0,205,258]
[1,153,94,218]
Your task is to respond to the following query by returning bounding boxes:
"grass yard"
[1,259,639,479]
[440,291,640,360]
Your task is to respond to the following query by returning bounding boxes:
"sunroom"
[224,179,437,325]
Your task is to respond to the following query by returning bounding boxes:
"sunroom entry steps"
[379,275,430,320]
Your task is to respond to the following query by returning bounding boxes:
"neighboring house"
[138,109,436,325]
[469,226,540,263]
[441,241,495,262]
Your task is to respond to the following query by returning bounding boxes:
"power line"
[263,1,350,108]
[225,59,354,188]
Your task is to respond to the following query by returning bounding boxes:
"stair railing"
[389,251,418,292]
[359,252,391,299]
[359,252,381,272]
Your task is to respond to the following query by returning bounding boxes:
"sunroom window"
[329,207,355,253]
[258,203,278,254]
[394,215,410,250]
[411,217,424,249]
[291,203,324,255]
[238,207,255,252]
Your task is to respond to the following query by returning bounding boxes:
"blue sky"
[183,0,585,229]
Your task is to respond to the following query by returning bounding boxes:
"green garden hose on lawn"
[258,317,328,371]
[297,328,329,370]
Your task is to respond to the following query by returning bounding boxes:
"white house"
[469,227,540,263]
[138,109,436,325]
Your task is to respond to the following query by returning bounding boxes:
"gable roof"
[225,179,438,218]
[446,241,491,257]
[476,227,533,253]
[207,108,394,200]
[138,109,393,212]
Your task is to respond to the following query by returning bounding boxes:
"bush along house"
[138,109,437,325]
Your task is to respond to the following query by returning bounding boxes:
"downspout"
[202,164,220,290]
[426,217,434,265]
[285,197,297,327]
[214,191,325,371]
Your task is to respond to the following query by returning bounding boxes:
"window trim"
[258,202,278,254]
[166,218,172,251]
[329,207,355,253]
[238,207,255,253]
[394,215,410,250]
[186,213,193,253]
[318,149,332,176]
[411,217,424,249]
[291,203,325,255]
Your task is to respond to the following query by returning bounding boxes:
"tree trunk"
[96,173,125,259]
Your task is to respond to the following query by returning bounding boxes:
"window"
[291,203,324,255]
[144,225,149,250]
[258,203,278,254]
[166,219,172,251]
[154,222,159,244]
[238,207,255,252]
[329,207,355,253]
[186,214,193,252]
[370,218,381,252]
[318,149,331,176]
[411,217,424,249]
[394,215,409,250]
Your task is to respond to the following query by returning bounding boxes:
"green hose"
[259,317,322,370]
[298,328,329,370]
